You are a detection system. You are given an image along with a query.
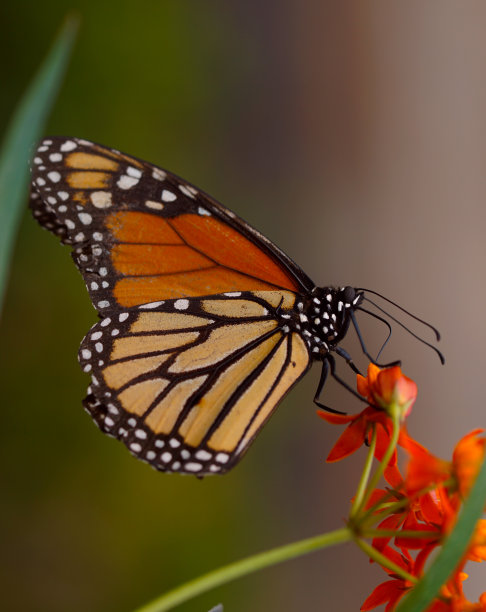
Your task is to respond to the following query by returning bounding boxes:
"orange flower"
[361,547,415,611]
[318,405,396,462]
[403,429,485,500]
[357,364,417,419]
[452,429,485,498]
[318,365,417,464]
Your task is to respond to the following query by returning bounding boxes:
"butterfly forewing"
[30,137,313,317]
[79,292,310,475]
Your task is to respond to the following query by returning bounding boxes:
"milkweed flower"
[403,429,485,500]
[357,364,417,419]
[318,364,417,464]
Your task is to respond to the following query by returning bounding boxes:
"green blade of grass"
[396,454,486,611]
[0,15,78,315]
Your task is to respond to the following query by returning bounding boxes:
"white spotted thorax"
[277,286,364,355]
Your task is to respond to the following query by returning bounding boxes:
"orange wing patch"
[106,212,181,244]
[171,214,299,291]
[106,211,300,307]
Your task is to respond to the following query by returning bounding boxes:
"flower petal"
[326,417,368,462]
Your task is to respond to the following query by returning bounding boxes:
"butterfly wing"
[80,291,310,475]
[30,137,314,314]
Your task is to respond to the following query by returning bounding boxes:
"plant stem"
[350,426,377,518]
[132,528,352,612]
[354,537,417,584]
[357,408,400,515]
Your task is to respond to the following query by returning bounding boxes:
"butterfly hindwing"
[79,291,311,475]
[30,137,313,317]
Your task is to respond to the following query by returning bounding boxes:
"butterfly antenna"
[359,298,445,364]
[356,287,441,341]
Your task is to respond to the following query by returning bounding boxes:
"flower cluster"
[318,364,486,611]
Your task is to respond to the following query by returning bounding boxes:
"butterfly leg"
[313,354,368,414]
[334,345,362,375]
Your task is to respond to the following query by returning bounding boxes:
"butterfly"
[30,137,442,476]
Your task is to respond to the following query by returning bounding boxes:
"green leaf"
[396,454,486,611]
[0,15,78,315]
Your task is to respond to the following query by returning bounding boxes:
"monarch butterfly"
[30,137,442,476]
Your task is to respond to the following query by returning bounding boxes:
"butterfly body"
[30,137,364,475]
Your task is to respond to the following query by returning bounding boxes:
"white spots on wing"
[95,342,103,353]
[36,177,46,186]
[223,292,241,297]
[49,153,62,162]
[185,462,203,472]
[117,175,139,190]
[152,168,167,181]
[104,416,115,427]
[34,157,42,165]
[135,429,147,440]
[65,219,75,230]
[81,349,91,359]
[99,267,108,277]
[93,232,103,241]
[130,442,142,453]
[299,314,308,323]
[179,184,197,199]
[119,312,129,322]
[111,328,119,336]
[198,207,211,216]
[100,317,111,327]
[161,452,172,463]
[47,171,61,183]
[215,452,229,464]
[79,212,92,225]
[180,449,190,460]
[74,232,85,242]
[139,301,164,309]
[154,439,164,448]
[57,191,69,200]
[83,364,92,372]
[98,300,110,308]
[90,191,112,208]
[127,166,142,178]
[107,404,119,415]
[195,450,212,461]
[174,299,189,310]
[146,450,156,460]
[38,145,49,152]
[209,465,221,472]
[47,196,57,205]
[145,200,164,210]
[169,439,181,448]
[90,281,99,290]
[91,331,102,340]
[127,418,137,427]
[161,189,176,202]
[58,205,68,213]
[60,140,77,152]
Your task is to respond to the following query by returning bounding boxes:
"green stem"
[354,537,417,584]
[132,528,352,612]
[357,409,400,515]
[350,426,377,518]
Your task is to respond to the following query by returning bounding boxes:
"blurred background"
[1,2,485,610]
